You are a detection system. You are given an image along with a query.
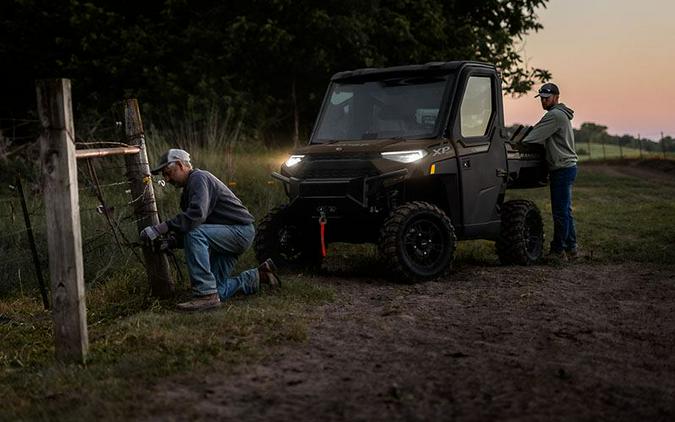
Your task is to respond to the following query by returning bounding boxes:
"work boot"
[258,258,281,287]
[257,258,278,274]
[546,249,568,264]
[566,249,579,261]
[176,293,221,312]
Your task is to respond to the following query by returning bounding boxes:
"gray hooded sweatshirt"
[522,103,578,170]
[167,169,254,233]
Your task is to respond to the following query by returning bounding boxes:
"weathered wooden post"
[638,133,643,159]
[124,99,174,297]
[36,79,88,363]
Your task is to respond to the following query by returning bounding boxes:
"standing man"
[140,148,280,311]
[522,83,578,260]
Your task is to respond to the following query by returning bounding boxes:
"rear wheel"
[254,205,323,270]
[496,200,544,265]
[378,201,456,282]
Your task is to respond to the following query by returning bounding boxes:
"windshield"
[312,74,451,143]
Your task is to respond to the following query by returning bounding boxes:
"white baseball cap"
[151,148,191,174]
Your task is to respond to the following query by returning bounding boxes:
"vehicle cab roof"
[331,61,496,82]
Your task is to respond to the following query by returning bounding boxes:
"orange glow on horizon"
[503,0,675,141]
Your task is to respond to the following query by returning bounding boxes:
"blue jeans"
[549,166,577,253]
[183,223,259,300]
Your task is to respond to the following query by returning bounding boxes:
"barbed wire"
[81,230,113,251]
[0,118,40,123]
[0,198,19,205]
[0,206,44,218]
[0,224,47,240]
[0,254,38,267]
[4,134,39,141]
[127,184,153,206]
[78,180,130,192]
[80,160,146,265]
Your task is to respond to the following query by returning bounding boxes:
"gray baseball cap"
[151,148,191,174]
[535,83,560,98]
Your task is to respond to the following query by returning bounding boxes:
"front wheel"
[378,201,456,282]
[496,200,544,265]
[254,205,323,270]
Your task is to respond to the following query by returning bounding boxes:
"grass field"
[578,142,674,160]
[1,147,675,419]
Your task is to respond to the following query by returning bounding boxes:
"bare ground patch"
[139,262,675,422]
[583,159,675,184]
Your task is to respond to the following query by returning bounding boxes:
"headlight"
[381,150,427,163]
[285,155,305,167]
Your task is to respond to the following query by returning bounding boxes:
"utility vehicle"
[255,61,547,281]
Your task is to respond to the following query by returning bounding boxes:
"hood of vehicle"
[293,138,437,156]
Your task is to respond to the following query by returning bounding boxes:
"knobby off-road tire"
[379,201,456,283]
[496,199,544,265]
[254,205,323,270]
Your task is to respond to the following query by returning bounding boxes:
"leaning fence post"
[124,99,174,298]
[16,176,49,310]
[36,79,88,363]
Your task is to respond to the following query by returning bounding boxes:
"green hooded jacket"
[522,103,578,170]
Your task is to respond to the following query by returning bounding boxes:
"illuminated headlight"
[285,155,305,167]
[381,150,427,163]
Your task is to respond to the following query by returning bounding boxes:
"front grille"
[300,159,379,179]
[311,152,379,160]
[299,182,351,197]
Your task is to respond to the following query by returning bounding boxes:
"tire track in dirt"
[142,263,675,422]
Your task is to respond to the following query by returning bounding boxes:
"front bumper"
[272,168,408,208]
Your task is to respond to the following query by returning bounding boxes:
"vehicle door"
[449,68,507,239]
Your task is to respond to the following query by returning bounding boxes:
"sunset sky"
[503,0,675,140]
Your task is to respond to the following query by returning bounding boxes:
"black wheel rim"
[524,210,543,259]
[401,217,446,270]
[278,225,304,261]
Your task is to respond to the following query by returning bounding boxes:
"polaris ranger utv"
[255,61,547,282]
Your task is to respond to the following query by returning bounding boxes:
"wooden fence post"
[124,99,174,297]
[36,79,88,363]
[638,133,643,159]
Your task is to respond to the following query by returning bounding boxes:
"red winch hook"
[318,211,327,257]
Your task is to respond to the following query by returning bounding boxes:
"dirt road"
[146,262,675,421]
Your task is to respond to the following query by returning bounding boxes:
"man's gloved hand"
[140,222,169,242]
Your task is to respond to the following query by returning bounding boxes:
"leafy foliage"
[1,0,550,141]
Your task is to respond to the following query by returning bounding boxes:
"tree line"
[574,123,675,154]
[1,0,550,143]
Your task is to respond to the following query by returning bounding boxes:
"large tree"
[0,0,550,140]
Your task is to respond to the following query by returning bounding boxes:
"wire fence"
[0,111,188,300]
[0,177,182,300]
